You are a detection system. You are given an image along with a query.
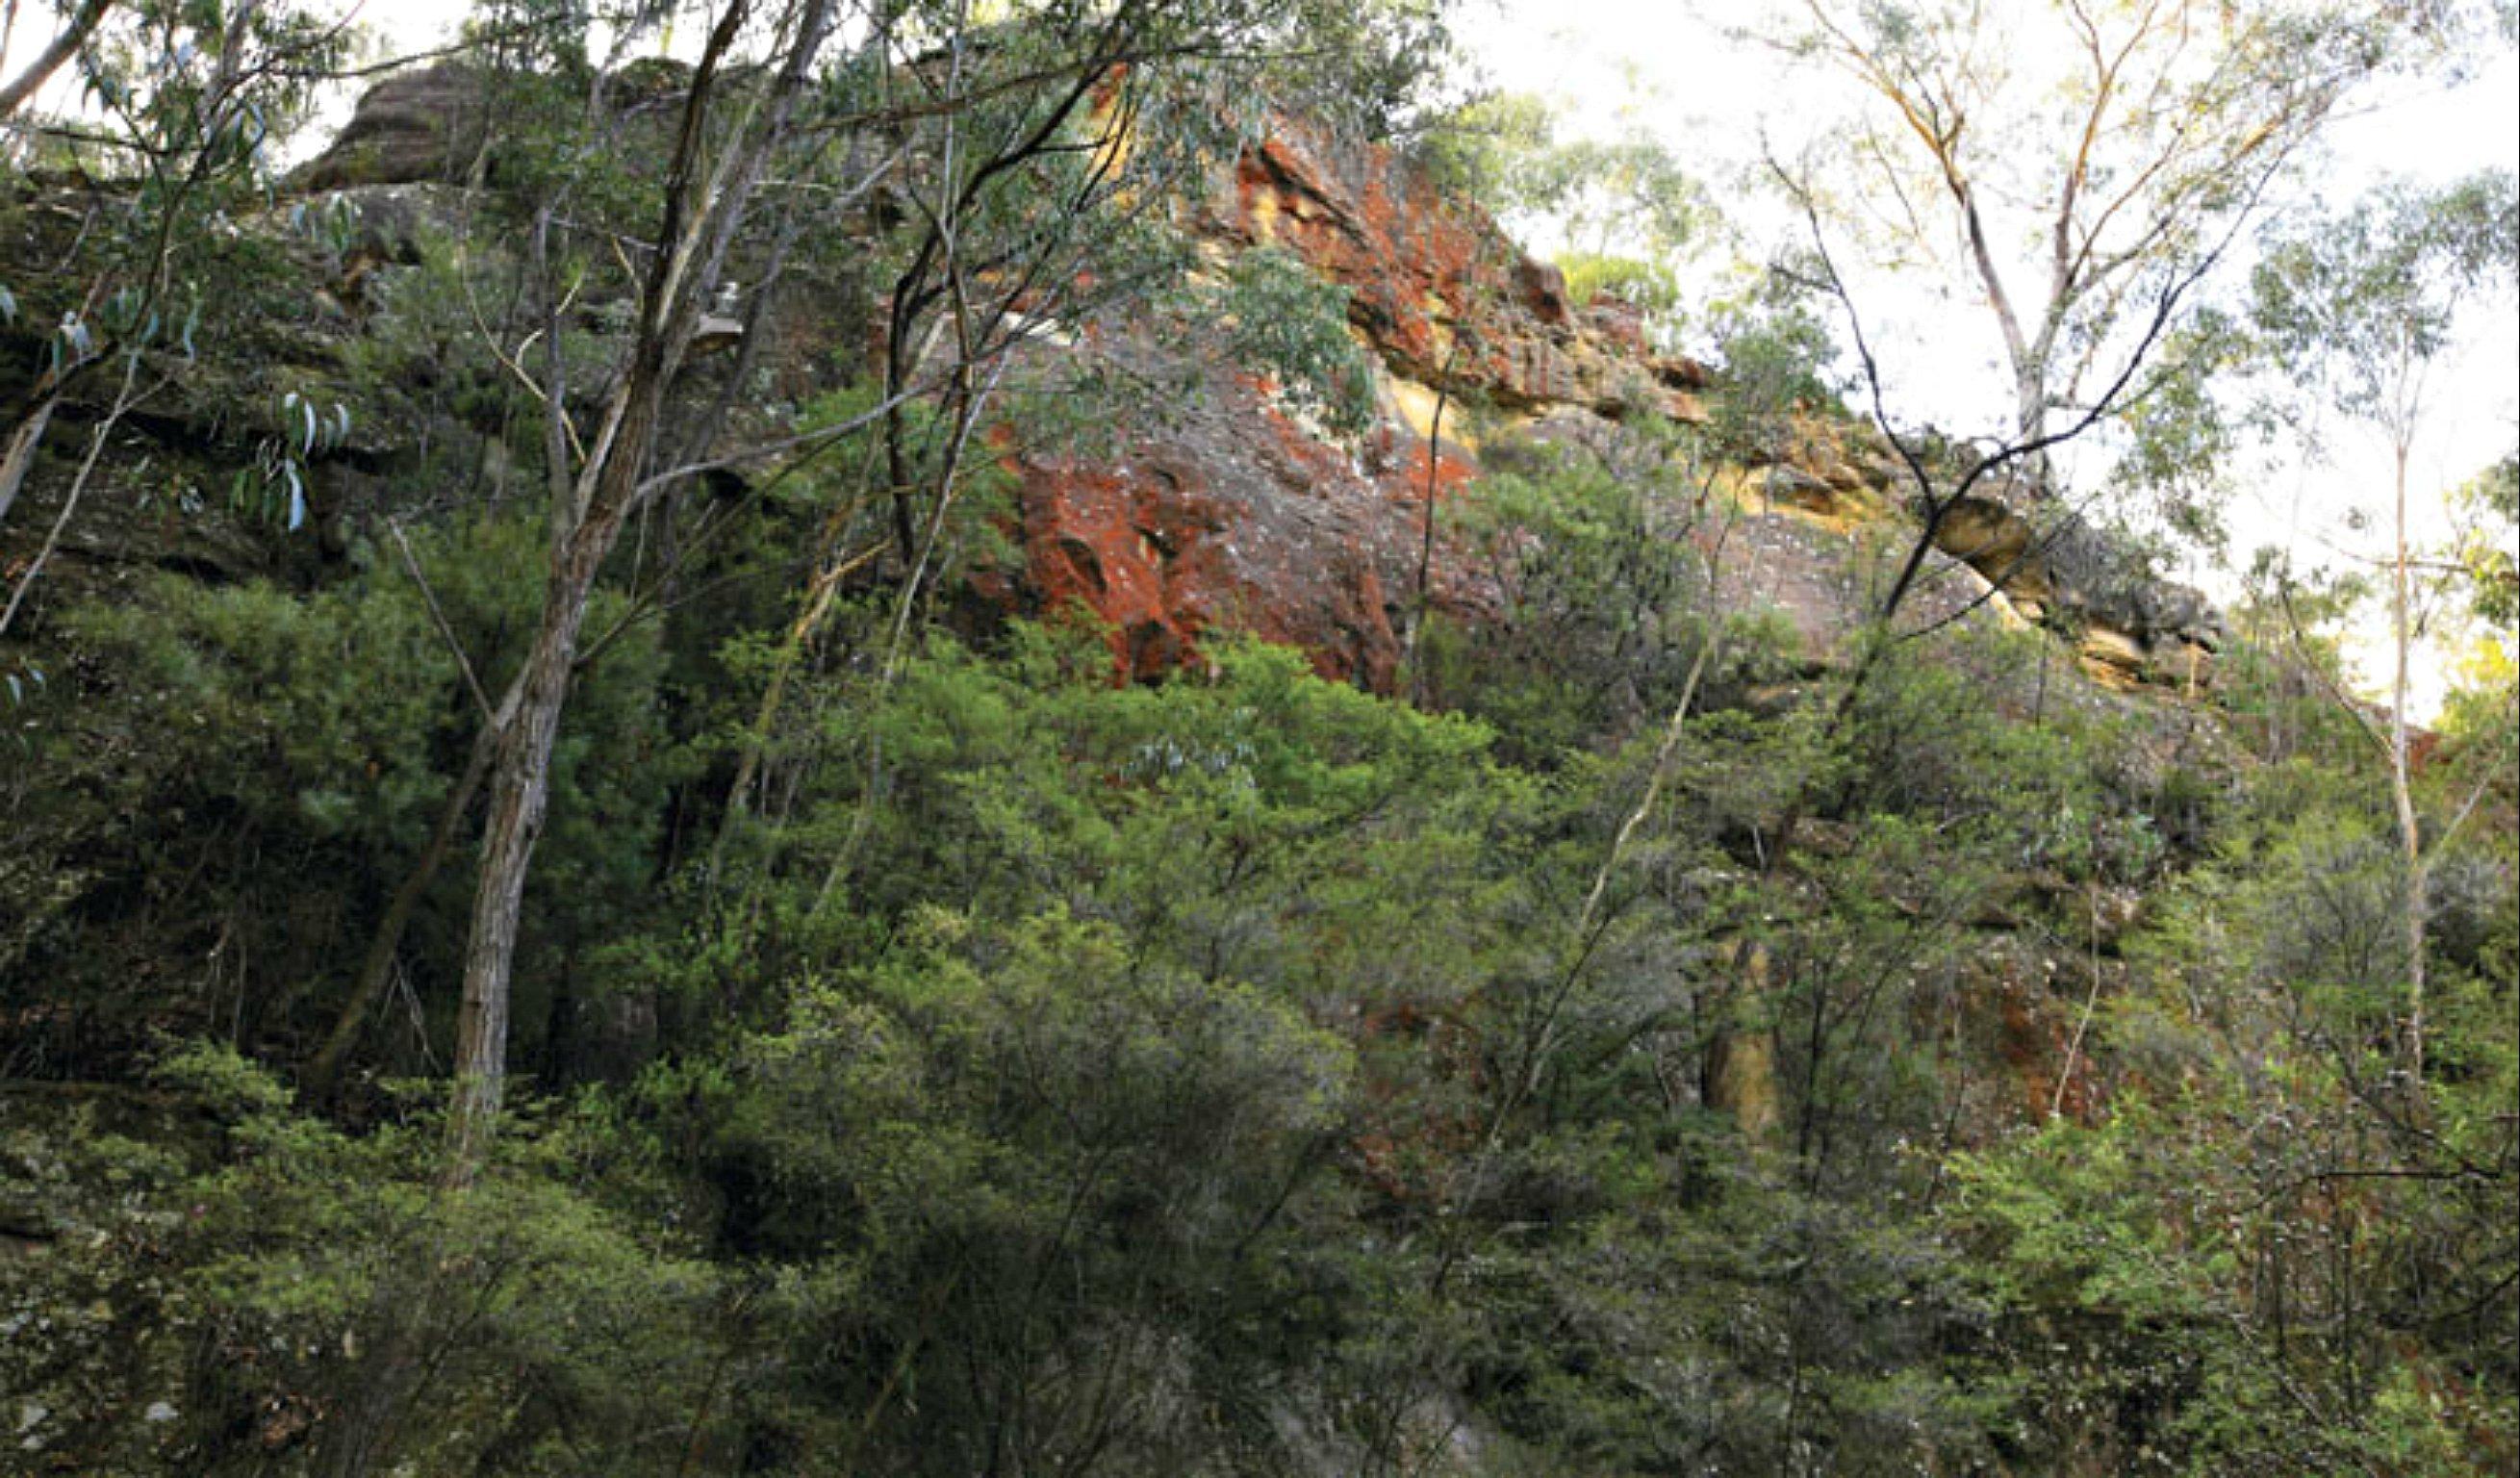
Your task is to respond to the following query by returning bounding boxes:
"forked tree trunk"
[445,556,596,1159]
[442,0,837,1167]
[447,356,670,1166]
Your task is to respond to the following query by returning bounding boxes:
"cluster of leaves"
[1415,89,1713,348]
[1,1043,731,1475]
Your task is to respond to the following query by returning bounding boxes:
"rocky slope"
[990,107,2229,692]
[258,65,2228,695]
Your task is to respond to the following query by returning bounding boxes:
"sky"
[8,0,2516,713]
[1453,0,2520,719]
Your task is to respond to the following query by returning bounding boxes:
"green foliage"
[14,482,2507,1475]
[1,1043,732,1475]
[1948,734,2520,1472]
[1427,422,1766,758]
[1556,249,1679,319]
[1213,245,1379,438]
[7,510,671,1072]
[2451,453,2520,625]
[2251,171,2520,438]
[1700,268,1844,458]
[1412,89,1556,208]
[1258,0,1464,138]
[68,570,453,847]
[2,0,354,428]
[708,905,1354,1466]
[2106,309,2252,560]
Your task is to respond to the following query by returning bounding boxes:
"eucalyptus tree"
[444,0,1467,1158]
[2247,169,2519,1081]
[1769,0,2470,629]
[0,0,350,540]
[1786,0,2456,476]
[444,0,864,1163]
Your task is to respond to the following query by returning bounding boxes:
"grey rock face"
[292,65,491,191]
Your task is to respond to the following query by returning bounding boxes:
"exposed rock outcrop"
[1007,112,2229,693]
[1923,486,2226,688]
[291,61,699,191]
[1211,118,1710,423]
[292,64,493,191]
[987,115,1725,685]
[277,67,2227,697]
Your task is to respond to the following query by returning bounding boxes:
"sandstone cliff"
[12,64,2230,700]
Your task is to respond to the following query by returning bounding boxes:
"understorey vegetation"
[1,0,2512,1472]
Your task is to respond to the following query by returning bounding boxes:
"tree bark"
[447,438,646,1166]
[2387,440,2427,1083]
[443,0,836,1167]
[0,0,114,120]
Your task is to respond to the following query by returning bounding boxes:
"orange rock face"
[1220,120,1707,419]
[999,117,1683,689]
[1004,360,1484,688]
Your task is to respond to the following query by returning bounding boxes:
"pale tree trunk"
[448,517,621,1162]
[445,253,692,1164]
[444,0,822,1166]
[2386,438,2427,1083]
[0,0,113,119]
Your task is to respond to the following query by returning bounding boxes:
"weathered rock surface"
[1018,113,2228,693]
[291,61,698,191]
[988,341,1483,688]
[292,64,493,191]
[1922,484,2226,688]
[280,69,2229,697]
[992,117,1714,685]
[1210,118,1710,423]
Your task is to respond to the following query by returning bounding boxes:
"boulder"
[292,65,491,191]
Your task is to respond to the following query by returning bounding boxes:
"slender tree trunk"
[2013,360,2050,494]
[443,0,833,1165]
[447,323,672,1163]
[0,0,113,119]
[2386,440,2427,1083]
[306,689,513,1103]
[447,492,627,1165]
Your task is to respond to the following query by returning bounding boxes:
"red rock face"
[1000,117,1681,690]
[1005,357,1483,688]
[992,106,2226,697]
[1218,120,1705,420]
